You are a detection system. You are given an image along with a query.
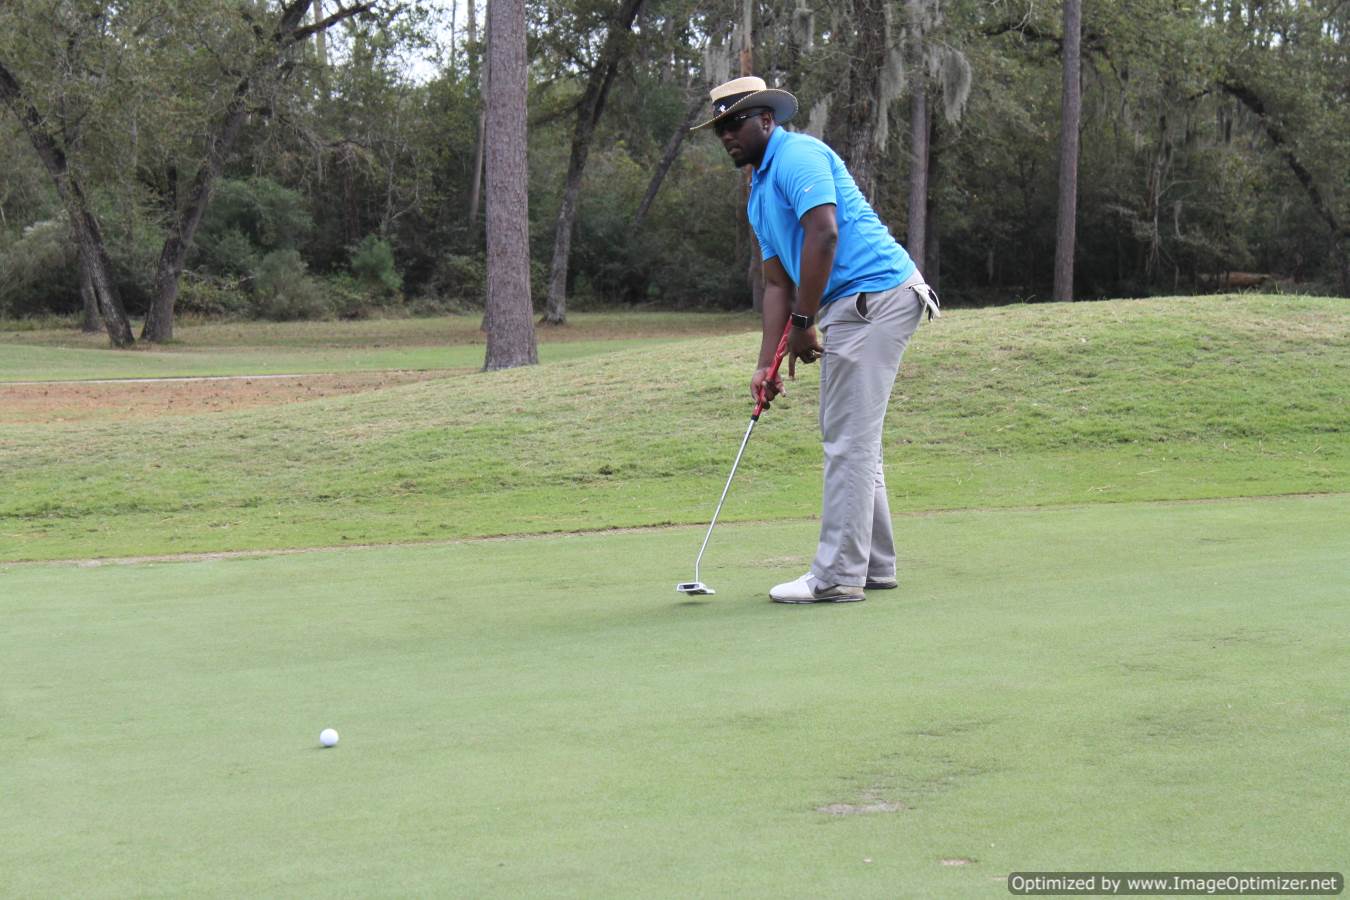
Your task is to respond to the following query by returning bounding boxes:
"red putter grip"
[753,320,794,419]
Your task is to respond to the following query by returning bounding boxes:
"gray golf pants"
[810,271,929,587]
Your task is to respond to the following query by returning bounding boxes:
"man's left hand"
[788,325,822,378]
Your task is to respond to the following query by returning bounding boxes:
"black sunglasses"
[714,107,769,136]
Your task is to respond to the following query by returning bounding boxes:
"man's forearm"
[759,283,792,368]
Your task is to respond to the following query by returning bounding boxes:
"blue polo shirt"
[748,128,915,307]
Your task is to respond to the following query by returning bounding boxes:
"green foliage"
[251,250,328,321]
[348,235,404,297]
[0,202,161,318]
[176,274,251,319]
[423,254,486,310]
[0,220,79,317]
[97,198,165,315]
[198,229,260,278]
[325,272,399,320]
[0,119,58,234]
[1,0,1345,326]
[624,142,750,308]
[572,146,648,304]
[195,178,313,278]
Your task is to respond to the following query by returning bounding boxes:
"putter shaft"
[689,414,758,585]
[685,320,794,587]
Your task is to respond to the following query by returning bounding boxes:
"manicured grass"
[2,300,1345,894]
[2,495,1345,896]
[2,311,760,349]
[0,312,759,381]
[2,296,1345,562]
[0,340,633,380]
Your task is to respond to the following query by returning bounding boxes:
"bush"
[252,250,329,321]
[0,219,80,317]
[419,255,548,313]
[199,229,259,278]
[424,253,486,309]
[194,177,313,279]
[407,294,459,316]
[349,235,403,297]
[177,274,251,319]
[324,272,398,320]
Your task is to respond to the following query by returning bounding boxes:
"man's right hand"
[787,325,822,379]
[751,366,785,409]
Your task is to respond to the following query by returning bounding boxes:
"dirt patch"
[0,371,450,424]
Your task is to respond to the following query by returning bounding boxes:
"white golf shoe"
[769,573,865,604]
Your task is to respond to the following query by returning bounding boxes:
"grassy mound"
[1,296,1345,561]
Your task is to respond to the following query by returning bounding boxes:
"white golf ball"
[319,728,339,748]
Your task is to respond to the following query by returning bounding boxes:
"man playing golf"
[694,76,940,604]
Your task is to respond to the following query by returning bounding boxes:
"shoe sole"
[771,594,866,604]
[865,580,897,590]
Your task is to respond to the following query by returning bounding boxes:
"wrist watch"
[790,312,814,329]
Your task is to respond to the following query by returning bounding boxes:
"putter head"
[675,581,716,595]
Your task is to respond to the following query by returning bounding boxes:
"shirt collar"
[756,126,787,175]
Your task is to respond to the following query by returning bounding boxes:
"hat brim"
[690,89,798,132]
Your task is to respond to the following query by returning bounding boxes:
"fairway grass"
[0,312,760,382]
[0,337,690,382]
[2,495,1346,897]
[2,295,1346,562]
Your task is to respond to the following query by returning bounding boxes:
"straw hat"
[690,76,798,131]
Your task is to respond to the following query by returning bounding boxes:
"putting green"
[2,495,1346,897]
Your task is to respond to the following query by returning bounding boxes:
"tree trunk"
[828,0,888,202]
[739,0,763,311]
[142,0,372,342]
[144,82,252,343]
[543,0,647,325]
[79,255,101,332]
[543,156,586,324]
[0,59,134,346]
[924,114,942,289]
[1052,0,1082,302]
[925,219,940,290]
[467,0,478,59]
[469,109,487,233]
[314,0,330,100]
[1144,114,1171,285]
[1219,77,1349,295]
[70,207,134,346]
[633,92,704,231]
[906,86,929,270]
[482,0,538,369]
[739,0,753,75]
[467,0,486,234]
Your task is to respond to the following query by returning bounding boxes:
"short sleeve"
[778,141,837,219]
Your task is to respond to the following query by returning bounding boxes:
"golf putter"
[677,320,794,595]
